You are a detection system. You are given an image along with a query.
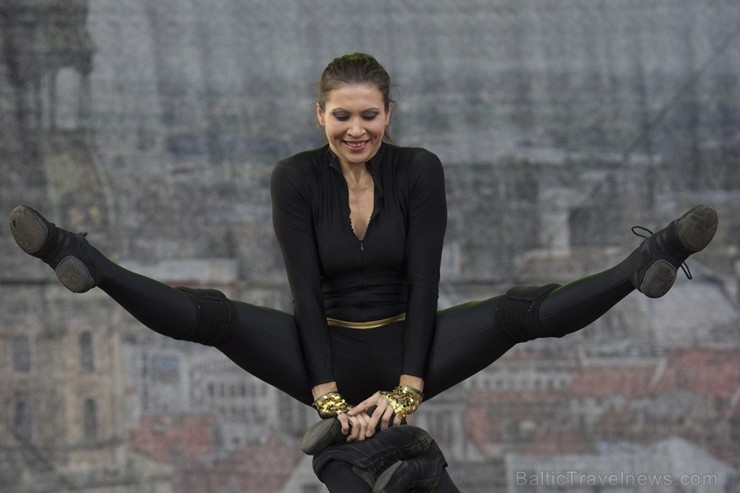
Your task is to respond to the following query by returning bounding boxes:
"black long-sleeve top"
[270,142,447,387]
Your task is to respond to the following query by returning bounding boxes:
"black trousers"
[95,249,635,406]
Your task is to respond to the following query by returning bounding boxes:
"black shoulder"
[271,147,324,188]
[391,145,444,182]
[386,144,442,168]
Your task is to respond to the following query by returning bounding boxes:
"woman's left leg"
[424,204,718,398]
[423,274,628,398]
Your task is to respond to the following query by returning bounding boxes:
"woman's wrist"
[312,382,339,401]
[311,382,353,418]
[399,374,424,393]
[380,384,424,419]
[312,391,352,418]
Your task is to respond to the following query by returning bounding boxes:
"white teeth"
[345,141,366,148]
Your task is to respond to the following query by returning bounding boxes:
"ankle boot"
[629,204,717,298]
[9,205,101,293]
[313,425,433,488]
[302,418,352,455]
[373,440,449,493]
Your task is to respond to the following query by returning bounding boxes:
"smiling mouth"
[343,140,368,150]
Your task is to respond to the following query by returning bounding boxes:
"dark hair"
[318,53,396,143]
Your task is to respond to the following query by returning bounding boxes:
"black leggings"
[95,249,635,406]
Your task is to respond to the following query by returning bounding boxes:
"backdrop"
[1,1,738,492]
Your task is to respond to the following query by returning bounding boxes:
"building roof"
[569,365,661,397]
[569,348,739,399]
[129,413,219,465]
[181,432,303,493]
[467,390,566,405]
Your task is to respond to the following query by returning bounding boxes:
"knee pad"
[499,283,560,341]
[176,287,236,346]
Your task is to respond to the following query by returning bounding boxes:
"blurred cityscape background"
[0,1,738,491]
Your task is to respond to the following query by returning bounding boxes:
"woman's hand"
[348,375,425,436]
[337,411,373,442]
[348,393,403,436]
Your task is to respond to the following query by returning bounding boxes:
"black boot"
[302,417,352,455]
[629,204,717,298]
[373,441,450,493]
[9,205,101,293]
[313,426,433,488]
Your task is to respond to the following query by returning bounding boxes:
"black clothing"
[319,461,373,492]
[271,143,447,386]
[90,141,638,489]
[95,214,634,408]
[318,462,460,493]
[93,141,638,407]
[17,133,708,490]
[312,425,459,492]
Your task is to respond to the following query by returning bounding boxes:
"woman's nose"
[347,119,364,136]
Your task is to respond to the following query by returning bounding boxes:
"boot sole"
[9,206,49,255]
[56,256,96,293]
[676,204,718,253]
[373,460,405,493]
[641,204,718,298]
[10,206,96,293]
[301,419,341,455]
[640,259,676,298]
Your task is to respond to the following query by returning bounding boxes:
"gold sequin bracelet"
[379,385,424,419]
[312,391,352,418]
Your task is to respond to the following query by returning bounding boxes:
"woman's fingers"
[344,393,405,440]
[382,406,397,431]
[366,397,391,435]
[375,403,405,430]
[363,392,385,430]
[347,413,371,442]
[337,413,351,435]
[347,394,377,416]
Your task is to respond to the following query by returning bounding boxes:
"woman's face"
[317,83,391,169]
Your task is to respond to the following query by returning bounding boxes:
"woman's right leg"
[10,206,313,405]
[100,264,314,404]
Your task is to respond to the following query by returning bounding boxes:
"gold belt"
[326,313,406,330]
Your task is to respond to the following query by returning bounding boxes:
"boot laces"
[631,226,692,280]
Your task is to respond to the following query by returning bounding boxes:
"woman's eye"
[332,113,349,121]
[362,113,378,121]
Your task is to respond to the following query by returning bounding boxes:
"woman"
[9,53,718,491]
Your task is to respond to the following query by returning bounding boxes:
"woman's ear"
[316,102,326,126]
[384,101,396,126]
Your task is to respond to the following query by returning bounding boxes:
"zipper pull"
[360,242,364,252]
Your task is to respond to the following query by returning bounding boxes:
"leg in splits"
[9,205,315,404]
[9,203,718,492]
[423,204,718,398]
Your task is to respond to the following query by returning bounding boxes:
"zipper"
[359,240,366,305]
[332,159,381,249]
